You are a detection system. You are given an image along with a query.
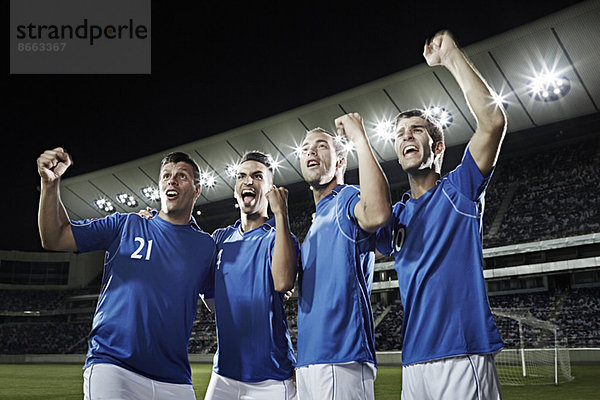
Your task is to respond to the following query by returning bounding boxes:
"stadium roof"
[59,1,600,220]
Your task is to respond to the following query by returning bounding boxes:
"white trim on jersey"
[441,188,479,219]
[334,186,372,244]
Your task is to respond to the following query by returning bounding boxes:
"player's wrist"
[40,177,60,189]
[273,209,289,220]
[440,47,465,70]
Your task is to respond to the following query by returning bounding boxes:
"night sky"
[4,1,584,251]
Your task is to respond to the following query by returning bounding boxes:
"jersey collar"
[189,216,202,231]
[151,208,202,231]
[234,217,275,234]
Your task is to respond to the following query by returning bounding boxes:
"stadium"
[4,1,600,399]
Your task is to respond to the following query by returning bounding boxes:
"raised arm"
[335,113,391,233]
[37,147,78,252]
[266,185,297,292]
[424,30,507,177]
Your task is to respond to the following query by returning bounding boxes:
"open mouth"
[307,159,319,168]
[403,145,418,156]
[166,189,179,199]
[241,189,256,206]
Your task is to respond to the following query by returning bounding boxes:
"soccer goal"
[492,308,574,385]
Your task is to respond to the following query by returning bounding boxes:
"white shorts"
[296,362,376,400]
[204,371,297,400]
[401,354,502,400]
[83,363,196,400]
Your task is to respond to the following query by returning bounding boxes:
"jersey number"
[131,237,153,260]
[393,226,406,253]
[216,249,223,270]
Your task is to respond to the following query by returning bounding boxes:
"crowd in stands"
[288,207,313,244]
[490,287,600,348]
[0,290,67,312]
[0,321,90,354]
[374,303,403,351]
[188,306,217,354]
[1,286,598,354]
[370,287,600,351]
[483,136,600,248]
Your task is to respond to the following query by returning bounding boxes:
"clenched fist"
[334,113,367,144]
[37,147,72,183]
[423,30,459,67]
[266,185,289,216]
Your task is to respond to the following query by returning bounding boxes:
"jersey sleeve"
[375,222,394,257]
[336,186,374,250]
[375,202,404,257]
[445,146,493,202]
[70,212,128,253]
[198,241,217,299]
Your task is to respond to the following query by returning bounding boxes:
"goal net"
[492,308,573,385]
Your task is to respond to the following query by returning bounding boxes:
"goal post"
[492,308,573,386]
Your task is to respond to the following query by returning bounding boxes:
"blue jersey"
[212,218,297,382]
[376,148,503,365]
[297,185,376,367]
[71,213,216,384]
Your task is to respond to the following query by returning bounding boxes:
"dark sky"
[4,1,584,251]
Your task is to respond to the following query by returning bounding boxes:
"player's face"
[159,162,201,214]
[234,160,272,215]
[299,131,340,187]
[394,116,437,174]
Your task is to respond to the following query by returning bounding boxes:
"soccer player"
[375,30,507,399]
[37,148,216,400]
[295,113,391,399]
[204,151,298,399]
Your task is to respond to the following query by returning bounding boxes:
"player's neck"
[240,211,268,232]
[157,209,191,225]
[408,171,440,199]
[311,177,342,205]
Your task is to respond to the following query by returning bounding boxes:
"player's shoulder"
[443,146,478,182]
[262,218,298,243]
[71,211,130,227]
[211,223,237,244]
[333,184,360,204]
[262,217,276,232]
[339,184,360,195]
[392,200,407,214]
[188,220,216,244]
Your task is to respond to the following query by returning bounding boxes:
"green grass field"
[1,364,599,399]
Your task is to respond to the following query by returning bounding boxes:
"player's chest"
[113,228,204,272]
[216,235,270,276]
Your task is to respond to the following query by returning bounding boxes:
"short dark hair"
[394,109,444,145]
[240,150,274,173]
[160,152,201,184]
[305,127,347,159]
